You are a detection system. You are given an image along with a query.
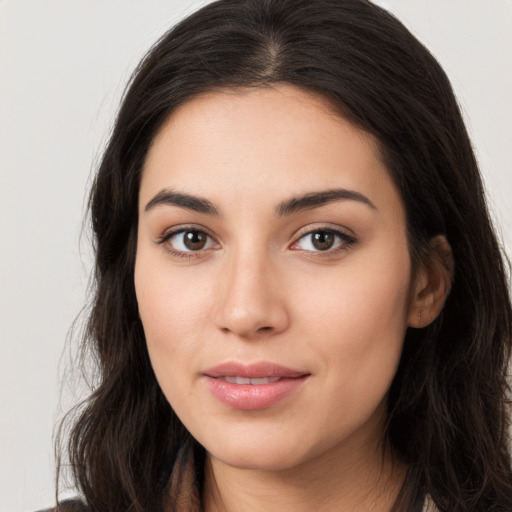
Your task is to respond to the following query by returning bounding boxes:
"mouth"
[217,376,282,385]
[203,361,307,379]
[203,362,310,410]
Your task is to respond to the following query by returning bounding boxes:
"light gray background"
[1,1,511,510]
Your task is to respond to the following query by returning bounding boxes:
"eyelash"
[290,227,356,257]
[156,226,218,259]
[155,226,356,259]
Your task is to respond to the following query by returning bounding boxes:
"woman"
[52,0,512,510]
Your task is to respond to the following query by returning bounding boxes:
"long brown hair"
[57,1,512,510]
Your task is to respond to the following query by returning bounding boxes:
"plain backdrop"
[1,1,511,510]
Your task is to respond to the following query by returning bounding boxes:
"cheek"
[295,266,410,441]
[135,239,209,328]
[134,249,212,387]
[297,251,412,389]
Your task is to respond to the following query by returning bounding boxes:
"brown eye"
[292,228,355,254]
[311,231,335,251]
[161,229,217,254]
[183,230,208,250]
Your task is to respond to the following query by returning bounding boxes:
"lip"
[203,362,310,410]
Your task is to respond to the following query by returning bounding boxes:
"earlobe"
[408,235,454,328]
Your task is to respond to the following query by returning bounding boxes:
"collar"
[162,442,201,512]
[160,442,434,512]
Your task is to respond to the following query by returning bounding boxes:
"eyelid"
[289,224,357,253]
[155,224,220,257]
[292,222,355,238]
[154,223,356,259]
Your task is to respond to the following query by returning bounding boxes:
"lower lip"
[204,376,308,410]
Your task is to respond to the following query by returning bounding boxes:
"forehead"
[140,85,401,217]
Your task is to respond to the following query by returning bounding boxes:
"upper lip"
[203,362,308,379]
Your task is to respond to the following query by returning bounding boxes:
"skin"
[135,85,448,511]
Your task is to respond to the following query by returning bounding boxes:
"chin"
[210,448,305,472]
[203,433,310,472]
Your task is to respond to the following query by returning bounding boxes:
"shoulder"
[35,498,90,512]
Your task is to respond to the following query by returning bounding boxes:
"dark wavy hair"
[57,0,512,510]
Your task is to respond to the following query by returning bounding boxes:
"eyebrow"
[144,189,219,215]
[144,187,376,216]
[277,188,376,216]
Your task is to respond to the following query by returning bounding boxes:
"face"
[135,85,416,472]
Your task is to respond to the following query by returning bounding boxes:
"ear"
[407,235,454,328]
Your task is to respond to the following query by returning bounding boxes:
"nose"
[213,250,290,339]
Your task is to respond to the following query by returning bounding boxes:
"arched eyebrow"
[144,187,376,216]
[144,189,219,215]
[277,188,376,216]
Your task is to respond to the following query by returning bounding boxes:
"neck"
[203,439,407,512]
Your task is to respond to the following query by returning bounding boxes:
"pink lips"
[203,362,309,410]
